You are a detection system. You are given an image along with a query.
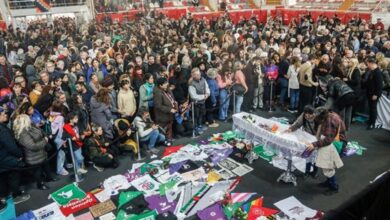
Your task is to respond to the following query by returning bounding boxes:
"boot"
[303,163,312,179]
[324,175,339,195]
[310,165,319,179]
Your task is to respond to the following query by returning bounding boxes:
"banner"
[50,183,86,206]
[375,95,390,130]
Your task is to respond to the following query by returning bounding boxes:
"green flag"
[159,179,177,196]
[140,163,158,174]
[117,209,158,220]
[50,183,86,206]
[118,191,143,209]
[253,145,277,162]
[223,202,244,220]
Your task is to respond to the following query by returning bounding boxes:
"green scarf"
[145,82,154,97]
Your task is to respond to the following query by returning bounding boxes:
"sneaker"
[163,140,172,147]
[208,122,219,128]
[66,163,74,169]
[77,168,88,174]
[93,164,104,172]
[57,169,69,176]
[13,193,31,205]
[287,108,295,113]
[196,127,204,134]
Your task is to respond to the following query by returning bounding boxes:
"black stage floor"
[15,109,390,216]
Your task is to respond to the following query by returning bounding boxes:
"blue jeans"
[290,89,300,109]
[235,95,244,113]
[73,148,84,171]
[219,89,230,120]
[141,129,165,149]
[279,78,288,105]
[54,136,66,174]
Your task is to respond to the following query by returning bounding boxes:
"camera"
[131,125,138,132]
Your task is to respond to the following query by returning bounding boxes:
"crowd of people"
[0,11,389,208]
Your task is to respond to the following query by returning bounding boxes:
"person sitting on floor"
[86,123,119,172]
[112,118,138,155]
[133,106,166,155]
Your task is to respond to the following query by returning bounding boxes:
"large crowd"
[0,12,389,207]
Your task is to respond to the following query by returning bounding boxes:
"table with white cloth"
[232,112,317,186]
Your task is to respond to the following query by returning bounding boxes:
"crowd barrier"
[95,8,371,25]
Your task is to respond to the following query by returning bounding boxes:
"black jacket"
[364,67,384,97]
[328,78,355,99]
[0,123,23,172]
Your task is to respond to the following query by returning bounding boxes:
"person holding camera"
[86,123,119,172]
[153,77,177,141]
[134,107,166,154]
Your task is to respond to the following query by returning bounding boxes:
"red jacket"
[63,123,83,148]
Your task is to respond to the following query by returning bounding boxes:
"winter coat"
[139,83,154,109]
[206,77,219,106]
[0,123,23,172]
[364,67,384,98]
[117,89,137,117]
[327,78,355,100]
[153,88,176,125]
[86,136,109,159]
[17,126,48,165]
[90,96,114,139]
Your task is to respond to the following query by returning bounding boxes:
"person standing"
[232,61,248,113]
[364,58,384,130]
[299,54,319,114]
[216,63,232,121]
[287,56,301,113]
[189,68,210,135]
[153,77,177,141]
[117,79,137,121]
[305,107,345,195]
[0,107,30,206]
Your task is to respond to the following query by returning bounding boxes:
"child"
[62,112,88,175]
[86,123,119,172]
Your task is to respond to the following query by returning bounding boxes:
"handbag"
[231,83,246,96]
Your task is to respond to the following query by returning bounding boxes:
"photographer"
[134,107,166,154]
[153,77,177,141]
[85,123,119,172]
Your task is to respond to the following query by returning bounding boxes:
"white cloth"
[375,95,390,130]
[287,65,300,90]
[103,175,130,196]
[233,112,317,157]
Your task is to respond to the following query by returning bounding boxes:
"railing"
[373,0,388,12]
[8,0,87,10]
